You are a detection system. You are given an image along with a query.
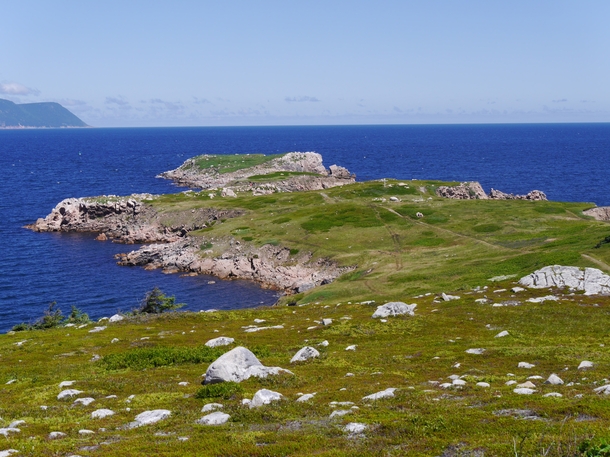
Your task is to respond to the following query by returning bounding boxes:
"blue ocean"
[1,124,609,332]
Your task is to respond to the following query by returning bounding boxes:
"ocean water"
[1,123,609,332]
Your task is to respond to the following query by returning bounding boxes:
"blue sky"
[1,1,609,127]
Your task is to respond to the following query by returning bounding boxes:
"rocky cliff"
[436,181,547,201]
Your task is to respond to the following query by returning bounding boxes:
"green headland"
[5,153,610,456]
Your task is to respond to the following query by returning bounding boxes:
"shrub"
[195,382,244,400]
[135,287,184,314]
[11,302,91,331]
[101,346,225,370]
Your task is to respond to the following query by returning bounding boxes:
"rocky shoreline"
[25,152,357,294]
[436,181,547,201]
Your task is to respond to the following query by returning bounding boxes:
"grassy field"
[4,178,610,456]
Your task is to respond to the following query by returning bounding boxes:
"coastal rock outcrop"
[159,152,355,193]
[436,182,547,201]
[519,265,610,295]
[26,195,243,244]
[583,206,610,221]
[115,239,351,293]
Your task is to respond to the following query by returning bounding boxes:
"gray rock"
[108,314,124,323]
[371,302,416,318]
[465,348,486,355]
[203,346,292,384]
[201,403,223,412]
[204,337,234,348]
[578,360,594,370]
[290,346,320,363]
[495,331,509,338]
[249,389,283,408]
[441,293,460,301]
[0,429,20,437]
[513,388,536,395]
[0,450,19,457]
[594,384,610,395]
[296,393,316,402]
[58,380,75,388]
[518,362,535,369]
[330,409,352,419]
[73,397,95,406]
[362,388,397,401]
[49,431,66,439]
[91,409,115,419]
[545,373,564,385]
[196,411,230,425]
[130,409,171,428]
[519,265,610,295]
[344,422,367,434]
[57,389,83,400]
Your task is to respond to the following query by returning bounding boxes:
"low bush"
[195,382,244,400]
[101,345,226,370]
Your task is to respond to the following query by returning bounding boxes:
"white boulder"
[372,302,416,318]
[296,393,316,402]
[513,388,536,395]
[204,337,235,348]
[91,409,115,419]
[203,346,292,384]
[545,374,564,385]
[201,403,223,412]
[290,346,320,363]
[130,409,171,428]
[344,422,367,434]
[495,331,509,338]
[196,411,230,425]
[249,389,283,408]
[108,314,124,323]
[362,388,397,401]
[518,362,535,369]
[578,360,594,370]
[465,348,486,355]
[57,389,83,400]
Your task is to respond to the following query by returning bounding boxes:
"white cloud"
[0,82,40,96]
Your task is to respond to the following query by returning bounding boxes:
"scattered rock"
[296,393,316,402]
[545,374,564,385]
[49,431,66,439]
[593,385,610,395]
[249,389,283,408]
[202,403,223,412]
[330,410,352,419]
[513,388,536,395]
[518,362,535,369]
[494,409,540,420]
[196,411,230,425]
[0,429,20,437]
[73,397,95,406]
[79,429,95,435]
[290,346,320,363]
[88,326,106,333]
[203,347,292,384]
[318,340,329,347]
[345,345,357,351]
[322,318,333,326]
[371,302,417,318]
[204,337,235,348]
[495,331,509,338]
[476,382,490,388]
[129,410,171,428]
[344,422,367,434]
[578,361,594,370]
[362,388,397,401]
[526,295,559,303]
[108,314,124,323]
[0,450,19,457]
[465,348,486,355]
[544,392,563,398]
[57,389,83,400]
[517,381,536,389]
[511,287,525,293]
[91,409,115,419]
[442,293,460,301]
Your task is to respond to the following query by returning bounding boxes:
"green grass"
[10,171,610,455]
[190,153,285,173]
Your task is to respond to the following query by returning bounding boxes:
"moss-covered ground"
[4,178,610,456]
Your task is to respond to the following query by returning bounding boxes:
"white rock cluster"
[519,265,610,295]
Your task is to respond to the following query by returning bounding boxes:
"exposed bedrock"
[115,239,352,293]
[436,182,547,201]
[25,195,243,244]
[583,206,610,221]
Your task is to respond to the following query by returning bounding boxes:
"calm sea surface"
[1,124,609,332]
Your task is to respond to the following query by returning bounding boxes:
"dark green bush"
[195,382,243,399]
[101,345,225,370]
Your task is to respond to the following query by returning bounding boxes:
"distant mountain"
[0,98,88,128]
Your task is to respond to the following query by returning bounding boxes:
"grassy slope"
[3,179,610,456]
